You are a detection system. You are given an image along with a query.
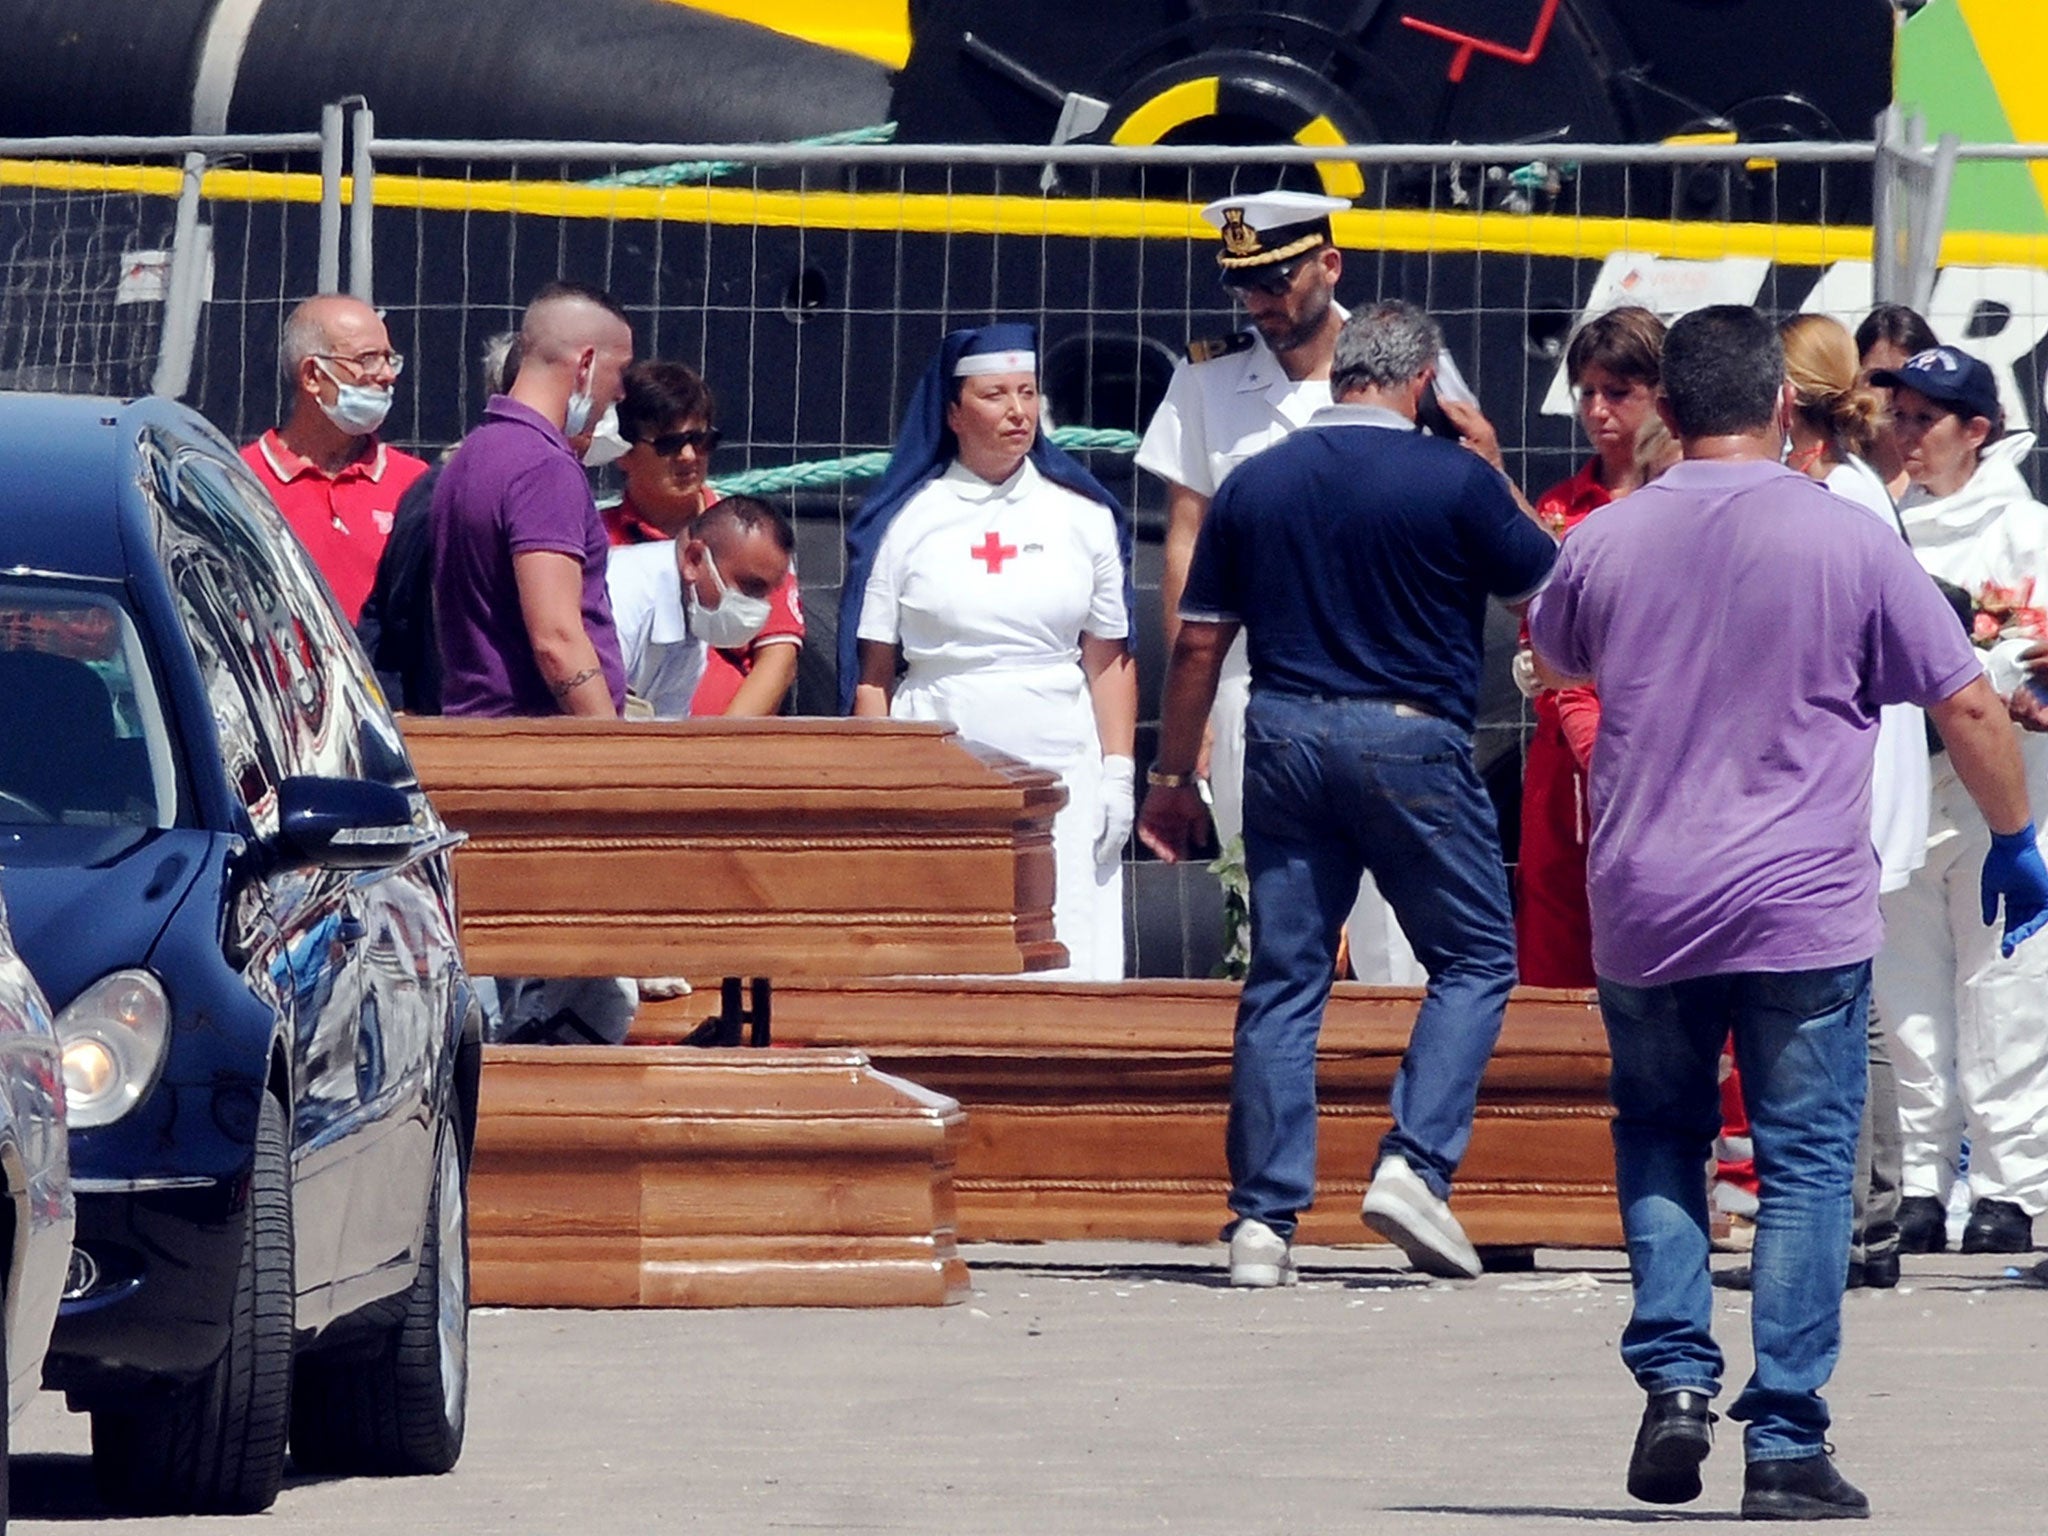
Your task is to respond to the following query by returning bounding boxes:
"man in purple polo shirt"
[434,281,637,1046]
[1530,305,2048,1521]
[435,280,634,718]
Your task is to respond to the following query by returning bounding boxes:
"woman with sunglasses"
[611,360,804,715]
[845,323,1137,979]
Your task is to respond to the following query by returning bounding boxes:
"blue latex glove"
[1980,823,2048,958]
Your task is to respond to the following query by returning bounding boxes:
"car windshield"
[0,584,176,828]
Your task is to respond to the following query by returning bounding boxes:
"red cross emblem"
[971,531,1019,573]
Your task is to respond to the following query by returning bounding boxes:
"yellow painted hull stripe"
[10,156,2048,269]
[1109,78,1218,147]
[1294,115,1367,200]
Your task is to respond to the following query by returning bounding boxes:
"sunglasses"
[642,427,722,456]
[1220,259,1306,298]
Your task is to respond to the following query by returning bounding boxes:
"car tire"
[2,1291,11,1533]
[91,1089,294,1514]
[289,1118,468,1476]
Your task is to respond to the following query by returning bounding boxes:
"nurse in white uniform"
[1136,187,1420,983]
[844,323,1138,980]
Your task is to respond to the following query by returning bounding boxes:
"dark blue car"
[0,393,481,1513]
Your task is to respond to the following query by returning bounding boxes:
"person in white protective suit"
[1868,343,2048,1256]
[847,323,1138,980]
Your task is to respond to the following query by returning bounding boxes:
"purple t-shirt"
[1528,458,1980,987]
[431,395,626,717]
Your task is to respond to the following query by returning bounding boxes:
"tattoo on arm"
[550,666,601,699]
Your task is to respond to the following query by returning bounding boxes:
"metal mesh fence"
[11,128,2048,975]
[1,137,331,407]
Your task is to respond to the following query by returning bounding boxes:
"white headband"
[953,349,1036,377]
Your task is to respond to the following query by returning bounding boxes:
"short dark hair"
[1854,303,1939,363]
[1565,305,1665,387]
[695,494,794,557]
[524,279,629,325]
[619,359,715,443]
[1660,305,1783,439]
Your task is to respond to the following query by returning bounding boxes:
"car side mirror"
[274,776,418,871]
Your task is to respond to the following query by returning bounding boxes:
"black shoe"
[1843,1260,1864,1290]
[1627,1389,1715,1505]
[1742,1452,1869,1520]
[1858,1252,1900,1289]
[1960,1198,2034,1254]
[1712,1265,1753,1292]
[1896,1195,1947,1254]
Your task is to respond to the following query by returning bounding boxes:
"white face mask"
[581,404,628,467]
[313,360,393,436]
[685,547,772,647]
[564,383,597,438]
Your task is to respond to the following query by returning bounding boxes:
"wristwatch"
[1146,767,1194,788]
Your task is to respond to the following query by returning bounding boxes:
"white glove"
[1095,755,1136,865]
[1511,648,1542,700]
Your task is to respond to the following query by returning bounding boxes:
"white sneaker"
[1361,1156,1482,1280]
[1228,1218,1298,1288]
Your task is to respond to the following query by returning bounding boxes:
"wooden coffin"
[470,1046,971,1307]
[401,716,1065,977]
[636,981,1621,1250]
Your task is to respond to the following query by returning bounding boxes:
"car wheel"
[91,1090,294,1514]
[289,1118,468,1475]
[2,1292,11,1532]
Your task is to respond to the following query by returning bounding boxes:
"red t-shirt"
[240,430,428,623]
[1530,458,1610,766]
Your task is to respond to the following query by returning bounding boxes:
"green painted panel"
[1897,0,2048,236]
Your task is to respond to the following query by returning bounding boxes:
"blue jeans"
[1598,963,1869,1462]
[1227,692,1517,1238]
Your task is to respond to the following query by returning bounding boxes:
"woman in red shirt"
[1516,306,1666,986]
[609,360,804,714]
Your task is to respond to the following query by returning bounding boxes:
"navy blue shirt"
[1180,404,1557,730]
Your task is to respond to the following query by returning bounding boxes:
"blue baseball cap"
[1870,344,2002,423]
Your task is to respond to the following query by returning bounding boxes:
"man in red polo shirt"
[242,294,428,622]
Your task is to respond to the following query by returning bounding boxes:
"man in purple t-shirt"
[433,281,638,1047]
[1530,305,2048,1521]
[434,280,634,718]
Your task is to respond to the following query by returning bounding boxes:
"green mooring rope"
[713,426,1141,498]
[588,123,902,189]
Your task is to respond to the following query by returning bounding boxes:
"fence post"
[319,102,345,293]
[1910,133,1959,315]
[1872,109,1953,312]
[149,151,211,400]
[349,102,376,303]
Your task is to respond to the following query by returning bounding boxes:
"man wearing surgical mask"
[242,293,427,622]
[605,360,807,715]
[606,497,794,720]
[435,280,635,720]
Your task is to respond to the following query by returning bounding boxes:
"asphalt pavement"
[11,1243,2044,1533]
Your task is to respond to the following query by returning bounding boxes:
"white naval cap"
[1198,189,1350,269]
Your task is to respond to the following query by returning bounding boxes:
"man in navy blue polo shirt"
[1139,299,1556,1286]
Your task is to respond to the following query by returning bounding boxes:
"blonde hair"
[1779,313,1883,460]
[1632,415,1680,485]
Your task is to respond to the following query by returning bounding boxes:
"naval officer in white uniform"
[1136,188,1421,982]
[845,323,1139,980]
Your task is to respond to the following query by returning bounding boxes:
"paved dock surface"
[12,1243,2042,1532]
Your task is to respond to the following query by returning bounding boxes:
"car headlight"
[55,970,170,1129]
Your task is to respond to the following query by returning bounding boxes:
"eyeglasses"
[1220,259,1305,299]
[316,349,405,377]
[643,427,723,457]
